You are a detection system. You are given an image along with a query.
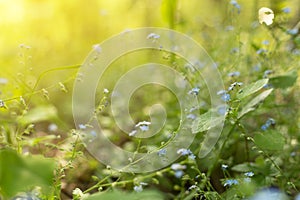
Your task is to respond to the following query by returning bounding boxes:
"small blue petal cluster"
[188,87,200,95]
[228,71,240,77]
[230,0,241,13]
[78,124,86,130]
[171,163,186,178]
[282,7,291,13]
[244,171,254,177]
[263,70,273,78]
[177,148,196,160]
[261,118,276,131]
[217,90,231,102]
[157,148,167,157]
[133,182,148,192]
[224,179,239,187]
[287,29,299,35]
[262,40,270,45]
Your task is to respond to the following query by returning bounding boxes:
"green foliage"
[238,89,273,119]
[0,149,55,198]
[85,189,164,200]
[269,70,298,89]
[253,130,285,151]
[236,79,269,100]
[191,110,224,133]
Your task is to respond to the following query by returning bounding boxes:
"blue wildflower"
[263,83,273,89]
[291,152,296,157]
[262,40,270,45]
[224,179,239,187]
[218,106,227,116]
[188,87,200,95]
[225,26,234,31]
[133,185,143,192]
[250,188,288,200]
[230,0,241,13]
[261,118,275,131]
[174,170,184,178]
[171,163,186,171]
[256,48,267,55]
[287,28,298,35]
[282,7,291,13]
[231,47,239,54]
[48,123,58,132]
[228,71,240,77]
[261,124,268,131]
[135,121,151,132]
[221,93,231,102]
[263,70,273,78]
[90,130,97,137]
[78,124,86,130]
[265,118,275,126]
[188,154,196,160]
[147,33,160,40]
[177,148,192,156]
[187,114,196,120]
[244,172,254,177]
[139,125,149,132]
[157,149,167,157]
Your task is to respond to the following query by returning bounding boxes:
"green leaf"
[17,105,58,126]
[269,70,298,89]
[237,79,269,100]
[0,149,55,198]
[85,189,164,200]
[191,110,223,133]
[253,130,285,151]
[238,89,273,119]
[231,163,254,172]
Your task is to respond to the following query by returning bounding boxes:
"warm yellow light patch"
[0,0,25,23]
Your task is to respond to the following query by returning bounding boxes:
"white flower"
[72,188,89,199]
[258,7,274,25]
[103,88,109,94]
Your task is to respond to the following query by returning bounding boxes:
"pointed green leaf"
[238,89,273,119]
[192,111,223,133]
[269,70,298,89]
[253,131,285,151]
[231,163,254,172]
[237,79,269,99]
